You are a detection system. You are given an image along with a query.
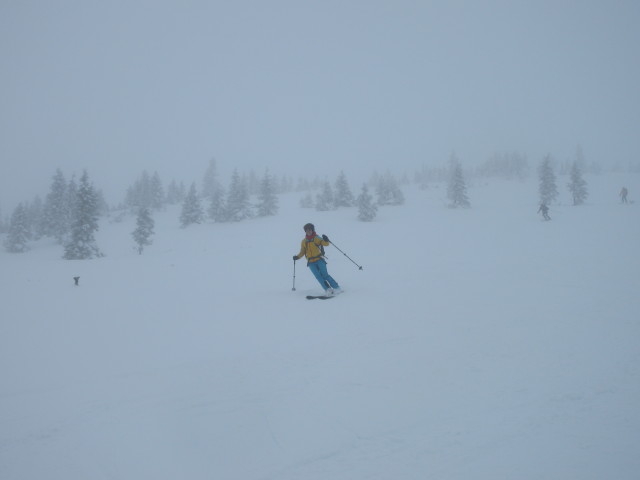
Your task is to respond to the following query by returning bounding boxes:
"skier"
[538,203,551,221]
[620,186,629,204]
[293,223,342,295]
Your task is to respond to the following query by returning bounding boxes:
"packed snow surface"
[2,174,639,479]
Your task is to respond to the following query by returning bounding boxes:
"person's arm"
[294,240,306,260]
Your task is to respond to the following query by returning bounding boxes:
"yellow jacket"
[295,236,329,264]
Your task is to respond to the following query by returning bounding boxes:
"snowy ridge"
[1,174,639,479]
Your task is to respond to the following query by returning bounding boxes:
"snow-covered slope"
[1,174,639,479]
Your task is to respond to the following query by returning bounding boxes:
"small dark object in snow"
[73,276,80,286]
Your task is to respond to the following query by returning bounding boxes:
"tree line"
[3,169,105,257]
[0,150,603,257]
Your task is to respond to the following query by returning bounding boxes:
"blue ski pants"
[308,259,339,290]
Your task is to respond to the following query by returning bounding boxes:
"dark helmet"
[303,223,315,232]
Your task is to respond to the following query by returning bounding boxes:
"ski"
[306,295,335,300]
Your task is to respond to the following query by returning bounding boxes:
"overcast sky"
[1,0,639,209]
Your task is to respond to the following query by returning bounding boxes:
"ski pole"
[329,241,363,270]
[292,259,297,291]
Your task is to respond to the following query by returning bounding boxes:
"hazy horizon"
[2,1,640,210]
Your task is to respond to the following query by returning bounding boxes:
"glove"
[293,255,298,261]
[322,234,330,242]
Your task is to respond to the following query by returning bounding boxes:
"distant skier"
[293,223,342,295]
[538,203,551,221]
[620,186,629,204]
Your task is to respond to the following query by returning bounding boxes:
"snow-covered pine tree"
[357,183,377,221]
[96,190,109,216]
[65,175,79,233]
[376,172,405,206]
[4,203,31,253]
[208,186,227,222]
[538,155,559,205]
[315,181,335,211]
[124,171,164,211]
[42,169,70,242]
[279,175,294,193]
[567,160,588,206]
[27,196,44,240]
[166,180,186,205]
[447,155,470,208]
[124,171,150,210]
[256,169,279,217]
[478,152,529,180]
[334,171,354,208]
[225,170,251,222]
[132,207,154,254]
[245,170,259,196]
[574,145,587,172]
[150,172,165,210]
[123,185,138,210]
[63,171,102,259]
[201,158,222,200]
[390,173,405,205]
[180,183,204,228]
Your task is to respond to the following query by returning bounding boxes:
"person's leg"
[308,262,330,289]
[316,260,339,289]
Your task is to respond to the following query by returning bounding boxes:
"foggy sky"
[1,0,639,210]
